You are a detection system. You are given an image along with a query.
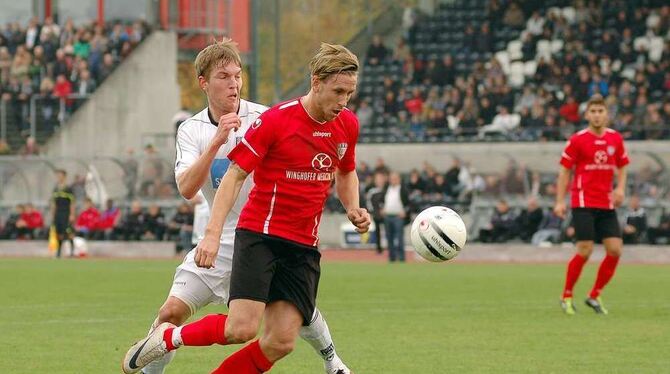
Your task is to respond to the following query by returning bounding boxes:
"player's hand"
[553,201,567,219]
[213,113,242,147]
[194,235,219,269]
[612,188,625,207]
[347,207,371,233]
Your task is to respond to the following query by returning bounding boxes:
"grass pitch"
[1,257,669,373]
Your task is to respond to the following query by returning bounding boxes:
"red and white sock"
[164,314,228,351]
[589,254,620,299]
[563,254,587,299]
[211,340,273,374]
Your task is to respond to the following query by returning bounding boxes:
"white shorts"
[168,243,234,315]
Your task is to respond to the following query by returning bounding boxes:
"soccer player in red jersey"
[555,94,629,315]
[123,43,370,373]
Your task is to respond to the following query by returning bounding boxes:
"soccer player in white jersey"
[131,39,352,374]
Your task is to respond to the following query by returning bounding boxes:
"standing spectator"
[516,197,544,242]
[50,169,75,257]
[383,172,410,262]
[167,202,194,253]
[74,69,97,96]
[365,172,388,254]
[74,197,101,239]
[621,195,647,244]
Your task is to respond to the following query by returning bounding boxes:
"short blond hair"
[194,38,242,80]
[309,42,359,81]
[586,94,607,109]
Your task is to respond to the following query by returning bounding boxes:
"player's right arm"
[554,166,571,218]
[555,137,577,218]
[175,113,241,199]
[194,162,248,268]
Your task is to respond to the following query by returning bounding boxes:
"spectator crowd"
[352,1,670,143]
[0,16,150,153]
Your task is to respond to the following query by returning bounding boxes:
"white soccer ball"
[410,206,467,262]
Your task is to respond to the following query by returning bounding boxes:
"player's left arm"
[335,169,371,233]
[69,193,76,224]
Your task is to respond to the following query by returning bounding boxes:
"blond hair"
[586,94,606,109]
[309,42,359,81]
[194,38,242,80]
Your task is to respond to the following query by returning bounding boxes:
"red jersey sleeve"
[228,113,275,173]
[615,134,630,168]
[560,137,578,169]
[338,113,359,172]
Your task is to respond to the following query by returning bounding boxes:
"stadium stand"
[353,0,670,144]
[0,17,150,153]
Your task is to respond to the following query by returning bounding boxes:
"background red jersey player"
[555,94,630,315]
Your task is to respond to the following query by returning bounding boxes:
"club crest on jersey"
[594,150,608,164]
[251,118,262,129]
[312,153,333,171]
[337,143,347,159]
[607,145,615,155]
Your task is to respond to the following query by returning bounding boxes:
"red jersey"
[560,128,629,209]
[228,98,359,246]
[21,211,44,229]
[76,207,101,231]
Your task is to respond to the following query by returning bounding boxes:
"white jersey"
[174,100,267,292]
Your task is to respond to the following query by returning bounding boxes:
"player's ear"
[311,75,320,93]
[198,75,208,91]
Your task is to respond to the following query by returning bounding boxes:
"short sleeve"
[175,122,200,177]
[338,115,359,172]
[559,137,577,169]
[227,113,275,173]
[616,134,630,168]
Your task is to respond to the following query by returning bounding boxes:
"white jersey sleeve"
[175,120,201,177]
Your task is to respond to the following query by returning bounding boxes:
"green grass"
[1,258,669,373]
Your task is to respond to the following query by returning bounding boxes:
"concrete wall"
[45,31,180,158]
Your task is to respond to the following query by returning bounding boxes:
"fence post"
[0,99,6,141]
[30,96,37,140]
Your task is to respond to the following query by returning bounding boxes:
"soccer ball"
[410,206,467,262]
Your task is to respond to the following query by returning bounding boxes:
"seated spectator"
[647,212,670,245]
[167,202,194,253]
[366,35,389,65]
[17,203,44,239]
[74,197,101,239]
[120,201,144,240]
[143,204,166,240]
[479,199,517,243]
[516,197,544,242]
[621,195,647,244]
[478,106,520,137]
[0,204,24,239]
[531,210,564,246]
[97,199,121,240]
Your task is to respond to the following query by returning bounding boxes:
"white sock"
[171,326,184,348]
[141,318,177,374]
[299,308,341,363]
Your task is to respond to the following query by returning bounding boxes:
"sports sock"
[164,314,227,351]
[589,254,620,298]
[211,340,273,374]
[142,318,176,374]
[563,254,587,299]
[299,308,339,362]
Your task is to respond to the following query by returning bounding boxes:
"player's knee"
[263,337,295,359]
[158,303,189,326]
[576,244,593,258]
[606,245,623,257]
[225,322,257,344]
